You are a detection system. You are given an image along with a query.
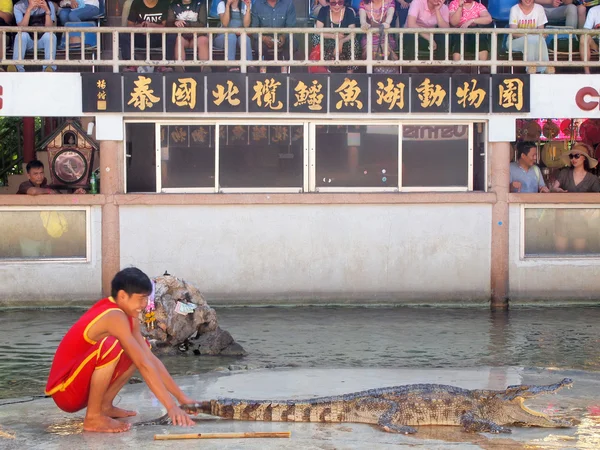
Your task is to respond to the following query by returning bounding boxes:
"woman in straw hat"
[551,143,600,253]
[551,143,600,193]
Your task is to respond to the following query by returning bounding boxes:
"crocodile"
[143,378,573,434]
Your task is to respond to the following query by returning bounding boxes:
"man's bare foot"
[102,406,137,418]
[83,415,131,433]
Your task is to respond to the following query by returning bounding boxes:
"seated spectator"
[510,141,549,193]
[9,0,57,72]
[534,0,584,29]
[119,0,172,73]
[404,0,449,61]
[214,0,253,71]
[509,0,554,74]
[17,160,87,195]
[580,4,600,74]
[166,0,209,72]
[251,0,297,73]
[311,0,328,18]
[448,0,492,71]
[395,0,410,28]
[57,0,99,24]
[359,0,396,60]
[313,0,360,72]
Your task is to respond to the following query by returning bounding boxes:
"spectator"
[534,0,584,29]
[580,4,600,74]
[17,160,87,195]
[404,0,449,61]
[214,0,253,71]
[448,0,492,71]
[9,0,57,72]
[509,141,549,193]
[509,0,554,74]
[57,0,99,25]
[251,0,297,73]
[0,0,14,72]
[311,0,329,18]
[119,0,172,73]
[395,0,410,28]
[166,0,209,72]
[313,0,360,72]
[359,0,396,60]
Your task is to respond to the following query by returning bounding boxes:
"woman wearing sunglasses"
[313,0,360,73]
[551,143,600,253]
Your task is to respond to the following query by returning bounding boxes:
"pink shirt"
[407,0,450,28]
[448,0,488,27]
[359,0,395,26]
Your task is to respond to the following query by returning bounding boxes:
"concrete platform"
[1,367,598,449]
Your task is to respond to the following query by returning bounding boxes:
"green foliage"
[0,117,43,186]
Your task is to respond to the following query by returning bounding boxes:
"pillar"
[22,117,36,163]
[99,140,124,297]
[489,142,511,310]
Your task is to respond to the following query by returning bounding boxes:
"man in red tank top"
[45,267,197,433]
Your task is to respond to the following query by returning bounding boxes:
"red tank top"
[45,297,134,395]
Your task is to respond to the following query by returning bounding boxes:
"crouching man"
[45,267,197,432]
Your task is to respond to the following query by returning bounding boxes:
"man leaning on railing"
[9,0,57,72]
[251,0,297,72]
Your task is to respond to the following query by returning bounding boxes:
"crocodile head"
[480,378,573,428]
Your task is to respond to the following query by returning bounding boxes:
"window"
[0,208,89,261]
[523,206,600,258]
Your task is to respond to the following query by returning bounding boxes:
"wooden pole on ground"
[154,431,292,440]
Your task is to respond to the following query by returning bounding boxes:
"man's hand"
[70,0,78,8]
[511,181,522,192]
[262,35,274,48]
[175,20,186,27]
[398,0,410,8]
[73,188,87,194]
[552,0,562,7]
[539,186,550,193]
[167,405,195,427]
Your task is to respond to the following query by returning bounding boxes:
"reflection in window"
[524,208,600,257]
[0,210,87,260]
[402,125,469,188]
[316,125,398,188]
[219,125,304,189]
[160,125,215,189]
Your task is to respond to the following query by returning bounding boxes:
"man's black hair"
[111,267,152,298]
[516,142,537,160]
[26,159,45,173]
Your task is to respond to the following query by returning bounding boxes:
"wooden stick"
[154,431,292,440]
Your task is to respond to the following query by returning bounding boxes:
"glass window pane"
[125,123,156,193]
[315,125,398,188]
[0,210,87,260]
[402,125,469,188]
[219,125,304,189]
[160,125,215,189]
[524,208,600,257]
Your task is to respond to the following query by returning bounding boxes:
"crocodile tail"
[212,399,345,423]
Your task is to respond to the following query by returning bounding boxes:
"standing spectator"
[509,0,553,74]
[580,4,600,74]
[359,0,396,60]
[214,0,253,71]
[251,0,297,73]
[0,0,13,71]
[534,0,584,29]
[9,0,57,72]
[448,0,492,71]
[313,0,360,72]
[119,0,172,72]
[404,0,449,61]
[57,0,99,24]
[510,142,549,193]
[166,0,209,72]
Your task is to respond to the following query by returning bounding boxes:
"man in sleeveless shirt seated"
[9,0,57,72]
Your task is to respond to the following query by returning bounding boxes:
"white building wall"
[120,204,492,304]
[508,205,600,303]
[0,207,103,304]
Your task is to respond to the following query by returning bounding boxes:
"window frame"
[0,206,91,263]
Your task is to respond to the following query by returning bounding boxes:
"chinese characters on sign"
[81,74,530,114]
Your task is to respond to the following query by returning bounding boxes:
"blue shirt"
[509,161,546,193]
[14,0,57,24]
[251,0,296,28]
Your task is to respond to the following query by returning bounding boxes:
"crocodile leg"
[460,412,511,434]
[367,399,417,434]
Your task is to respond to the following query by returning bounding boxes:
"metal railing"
[0,26,598,73]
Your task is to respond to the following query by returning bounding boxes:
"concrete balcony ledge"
[509,193,600,204]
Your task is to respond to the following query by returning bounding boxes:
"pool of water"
[1,305,599,399]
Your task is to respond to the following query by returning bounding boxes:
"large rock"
[139,275,246,356]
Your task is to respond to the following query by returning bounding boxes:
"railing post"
[112,30,119,73]
[490,31,498,74]
[22,117,36,163]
